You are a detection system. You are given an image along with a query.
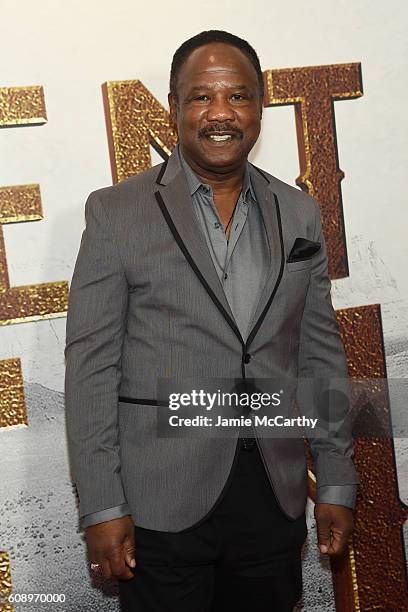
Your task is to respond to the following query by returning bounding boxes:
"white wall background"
[0,1,407,609]
[0,0,407,390]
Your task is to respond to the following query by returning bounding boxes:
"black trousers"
[118,441,307,611]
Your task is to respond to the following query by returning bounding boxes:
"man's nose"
[206,96,235,122]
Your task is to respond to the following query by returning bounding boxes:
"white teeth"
[209,134,232,141]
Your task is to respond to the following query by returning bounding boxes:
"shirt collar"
[177,144,256,204]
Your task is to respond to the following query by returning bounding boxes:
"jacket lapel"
[245,165,285,345]
[154,149,243,344]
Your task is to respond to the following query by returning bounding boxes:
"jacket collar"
[154,145,284,348]
[175,144,256,205]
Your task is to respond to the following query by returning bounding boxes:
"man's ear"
[168,93,177,124]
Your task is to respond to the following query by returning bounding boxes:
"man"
[64,30,359,611]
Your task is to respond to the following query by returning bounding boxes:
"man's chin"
[196,142,246,170]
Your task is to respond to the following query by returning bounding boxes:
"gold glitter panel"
[0,283,68,325]
[0,185,42,223]
[0,358,27,428]
[102,80,178,183]
[0,191,68,322]
[0,224,10,290]
[333,304,408,611]
[0,551,13,612]
[263,64,363,280]
[0,86,46,126]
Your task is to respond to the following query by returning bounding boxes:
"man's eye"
[194,95,209,101]
[231,94,244,101]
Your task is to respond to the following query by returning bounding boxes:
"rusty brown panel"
[332,305,408,611]
[263,64,363,279]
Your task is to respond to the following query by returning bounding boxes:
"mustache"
[198,124,243,139]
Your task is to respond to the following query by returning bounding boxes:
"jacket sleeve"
[297,197,360,498]
[316,484,356,509]
[80,503,131,529]
[64,190,129,521]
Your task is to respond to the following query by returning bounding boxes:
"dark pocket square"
[287,237,321,263]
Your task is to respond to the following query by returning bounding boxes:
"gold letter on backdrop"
[264,63,363,279]
[332,305,408,610]
[0,86,68,429]
[103,69,408,610]
[102,80,177,183]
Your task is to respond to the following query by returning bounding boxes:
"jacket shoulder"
[251,164,318,213]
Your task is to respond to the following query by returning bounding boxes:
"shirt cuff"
[80,503,131,529]
[316,485,357,509]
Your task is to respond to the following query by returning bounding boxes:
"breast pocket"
[286,259,313,272]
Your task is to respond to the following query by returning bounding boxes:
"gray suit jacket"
[64,148,359,532]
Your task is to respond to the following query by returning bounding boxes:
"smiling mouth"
[208,134,232,141]
[199,125,243,142]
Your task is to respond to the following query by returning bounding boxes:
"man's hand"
[314,503,354,556]
[86,515,136,580]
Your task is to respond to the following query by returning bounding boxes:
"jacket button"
[243,353,251,364]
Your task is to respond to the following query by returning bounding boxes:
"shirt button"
[224,273,228,279]
[214,222,221,229]
[243,353,251,364]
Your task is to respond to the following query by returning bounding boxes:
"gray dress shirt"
[80,150,356,529]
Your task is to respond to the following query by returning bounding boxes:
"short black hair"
[170,30,264,99]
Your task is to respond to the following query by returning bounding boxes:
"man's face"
[169,42,263,175]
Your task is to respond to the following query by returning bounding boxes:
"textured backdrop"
[0,1,407,610]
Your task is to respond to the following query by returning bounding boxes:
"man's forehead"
[187,82,250,93]
[174,43,261,97]
[184,43,253,71]
[182,55,257,86]
[183,70,257,93]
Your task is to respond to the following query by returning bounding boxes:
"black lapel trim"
[252,165,271,184]
[118,396,158,405]
[155,159,169,185]
[154,190,244,347]
[246,193,285,347]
